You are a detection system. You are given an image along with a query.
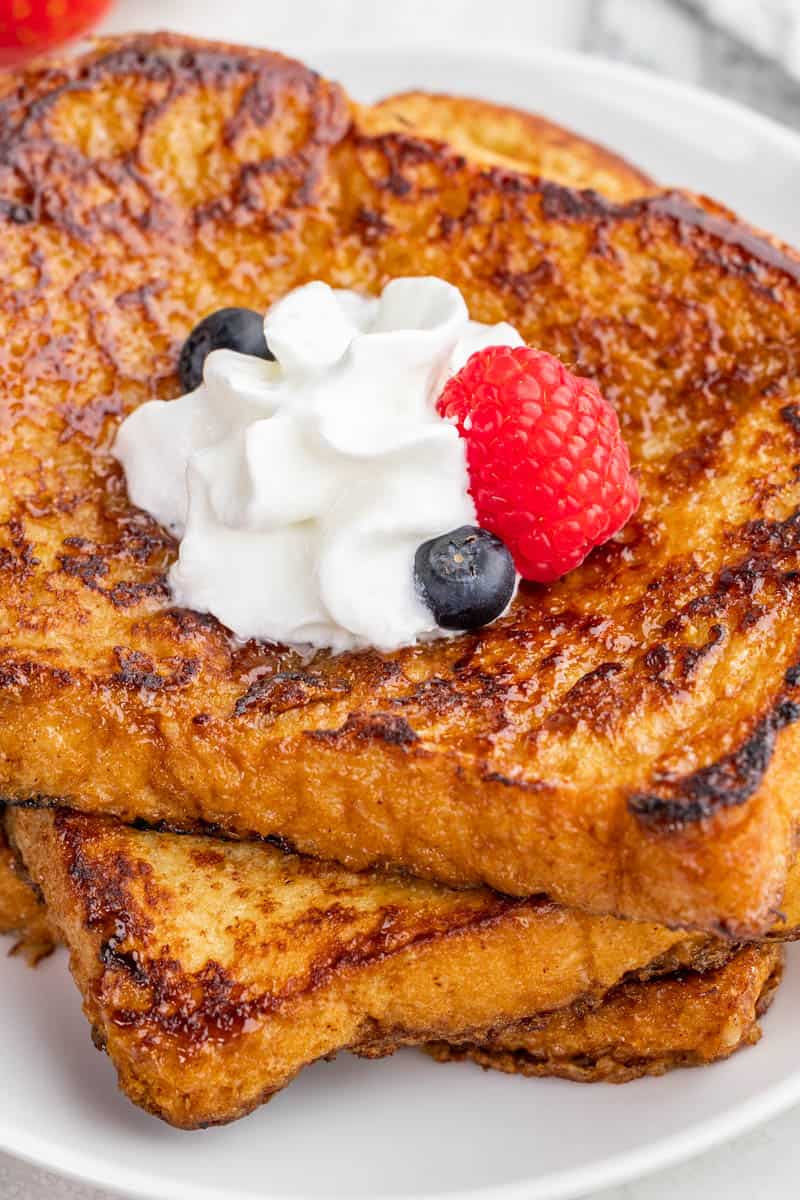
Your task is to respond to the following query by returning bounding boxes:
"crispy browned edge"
[427,944,783,1083]
[10,806,764,1127]
[1,34,800,937]
[363,90,655,200]
[0,825,55,963]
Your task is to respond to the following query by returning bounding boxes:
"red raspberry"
[0,0,112,67]
[437,345,639,582]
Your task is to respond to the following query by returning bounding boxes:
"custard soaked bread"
[428,944,783,1084]
[4,35,800,934]
[7,807,784,1128]
[364,91,655,199]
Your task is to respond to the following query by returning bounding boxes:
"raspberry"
[437,345,639,582]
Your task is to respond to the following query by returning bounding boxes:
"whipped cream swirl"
[114,277,522,652]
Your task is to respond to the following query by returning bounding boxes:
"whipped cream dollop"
[114,277,523,652]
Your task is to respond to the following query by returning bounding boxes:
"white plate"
[5,40,800,1200]
[3,943,800,1200]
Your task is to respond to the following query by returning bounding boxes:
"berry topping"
[415,526,516,631]
[437,346,639,582]
[0,0,111,67]
[179,308,274,392]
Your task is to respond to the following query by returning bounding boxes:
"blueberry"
[415,526,516,631]
[179,307,274,392]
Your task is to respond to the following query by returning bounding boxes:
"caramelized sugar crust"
[361,91,656,199]
[427,944,783,1083]
[3,36,800,933]
[7,807,765,1127]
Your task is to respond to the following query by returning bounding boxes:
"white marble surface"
[4,2,800,1198]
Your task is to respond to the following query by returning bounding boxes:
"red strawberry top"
[436,345,639,583]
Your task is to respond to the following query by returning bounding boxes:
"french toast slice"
[427,944,783,1083]
[363,91,655,199]
[8,806,782,1128]
[3,35,800,933]
[0,86,643,970]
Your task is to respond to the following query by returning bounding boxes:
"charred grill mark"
[164,607,221,636]
[356,135,800,297]
[58,550,108,585]
[481,770,551,792]
[0,659,71,690]
[54,811,161,944]
[1,40,323,146]
[643,644,672,678]
[233,671,351,718]
[352,130,465,197]
[392,678,467,718]
[100,937,149,985]
[0,518,39,578]
[537,181,612,221]
[105,578,170,608]
[57,556,169,606]
[630,698,800,828]
[741,507,800,554]
[102,520,175,563]
[3,37,800,307]
[540,662,624,733]
[103,894,522,1051]
[309,711,419,748]
[680,623,726,678]
[58,533,171,608]
[391,664,517,736]
[490,260,559,301]
[781,403,800,438]
[351,205,394,242]
[626,520,800,827]
[265,832,297,856]
[110,647,198,693]
[0,35,348,245]
[648,194,800,288]
[532,185,800,288]
[655,512,800,646]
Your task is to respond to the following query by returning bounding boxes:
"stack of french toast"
[1,32,800,1130]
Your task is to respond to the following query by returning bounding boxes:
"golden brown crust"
[9,806,750,1128]
[363,91,655,200]
[3,35,800,932]
[427,945,783,1082]
[0,827,55,963]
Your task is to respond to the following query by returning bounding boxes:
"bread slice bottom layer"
[6,808,783,1127]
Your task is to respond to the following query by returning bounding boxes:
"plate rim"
[305,38,800,164]
[5,39,800,1200]
[3,999,800,1200]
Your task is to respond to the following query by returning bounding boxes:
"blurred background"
[1,0,798,128]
